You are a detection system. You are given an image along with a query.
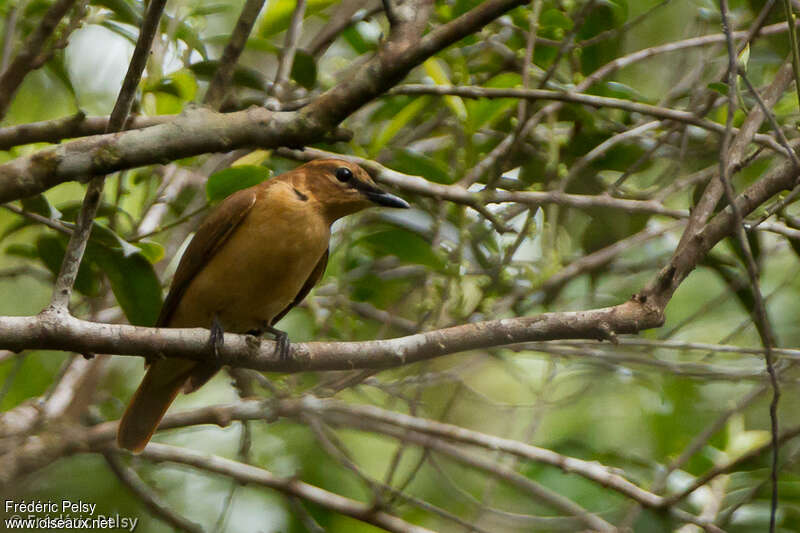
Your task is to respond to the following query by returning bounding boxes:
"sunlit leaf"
[369,96,430,156]
[258,0,338,37]
[423,58,467,121]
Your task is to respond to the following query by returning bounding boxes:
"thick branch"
[0,113,173,151]
[0,300,660,372]
[644,157,799,308]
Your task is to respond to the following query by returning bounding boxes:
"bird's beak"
[365,189,410,208]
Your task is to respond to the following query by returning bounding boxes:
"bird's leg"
[208,315,225,363]
[255,323,290,361]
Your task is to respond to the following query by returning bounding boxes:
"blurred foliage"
[1,0,800,532]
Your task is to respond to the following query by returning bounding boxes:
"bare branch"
[271,0,307,101]
[204,0,266,109]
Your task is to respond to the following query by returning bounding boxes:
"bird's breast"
[169,188,330,332]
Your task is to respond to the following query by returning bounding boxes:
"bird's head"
[291,159,409,221]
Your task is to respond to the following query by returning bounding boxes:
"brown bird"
[117,159,409,452]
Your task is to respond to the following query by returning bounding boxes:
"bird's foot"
[209,315,225,363]
[262,324,290,361]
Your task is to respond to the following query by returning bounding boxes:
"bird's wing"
[157,187,258,327]
[271,248,329,325]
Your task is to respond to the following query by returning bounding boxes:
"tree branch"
[0,300,661,372]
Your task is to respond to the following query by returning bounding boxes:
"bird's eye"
[335,167,353,182]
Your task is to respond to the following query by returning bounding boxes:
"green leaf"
[44,52,77,100]
[36,235,102,296]
[258,0,338,38]
[86,242,162,326]
[57,202,132,225]
[146,70,197,101]
[423,58,467,121]
[31,224,163,325]
[390,149,454,184]
[369,96,431,156]
[356,227,446,271]
[173,18,208,59]
[342,25,374,54]
[290,50,317,90]
[99,20,139,44]
[243,37,280,54]
[541,9,573,30]
[190,3,233,17]
[133,240,165,264]
[95,0,141,25]
[707,82,729,96]
[5,243,39,259]
[21,195,61,220]
[601,81,643,101]
[466,72,520,132]
[189,61,268,92]
[206,166,272,203]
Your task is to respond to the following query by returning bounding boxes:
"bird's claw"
[274,330,290,361]
[209,315,225,363]
[260,324,291,361]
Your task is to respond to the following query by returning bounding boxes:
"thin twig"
[271,0,307,101]
[781,0,800,109]
[104,452,204,533]
[204,0,266,109]
[49,0,168,310]
[718,4,780,531]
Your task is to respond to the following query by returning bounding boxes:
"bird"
[117,158,409,452]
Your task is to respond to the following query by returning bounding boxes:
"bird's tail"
[117,358,197,453]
